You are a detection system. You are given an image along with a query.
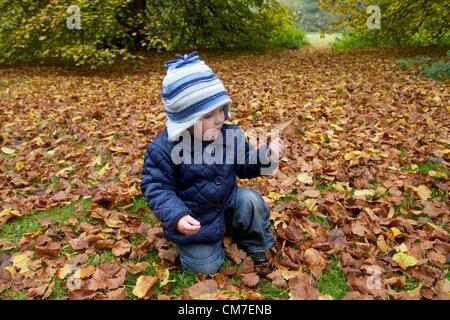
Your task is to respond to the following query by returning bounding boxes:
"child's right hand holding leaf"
[177,215,201,235]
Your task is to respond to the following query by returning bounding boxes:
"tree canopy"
[0,0,294,67]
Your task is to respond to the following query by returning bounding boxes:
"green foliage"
[420,61,450,81]
[396,59,410,70]
[279,0,337,32]
[0,0,145,68]
[269,25,309,49]
[0,0,299,66]
[322,0,450,48]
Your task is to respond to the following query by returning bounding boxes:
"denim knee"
[237,188,268,220]
[177,242,224,274]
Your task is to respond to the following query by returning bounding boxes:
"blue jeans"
[176,188,275,274]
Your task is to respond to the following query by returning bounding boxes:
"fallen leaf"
[303,248,327,278]
[392,252,417,269]
[132,275,158,298]
[240,272,260,287]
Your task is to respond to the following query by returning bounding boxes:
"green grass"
[87,250,116,266]
[256,278,289,299]
[166,269,198,298]
[124,195,158,225]
[403,275,420,291]
[306,33,341,48]
[309,214,331,229]
[0,198,92,243]
[49,277,67,300]
[317,254,348,300]
[398,148,408,158]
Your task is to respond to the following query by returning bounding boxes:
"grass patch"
[306,33,341,48]
[87,250,116,266]
[309,214,331,229]
[49,277,67,300]
[0,198,92,243]
[165,269,198,298]
[317,254,348,300]
[403,274,420,291]
[256,278,289,299]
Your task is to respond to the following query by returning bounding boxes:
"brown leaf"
[36,242,61,257]
[112,240,131,257]
[186,279,218,299]
[240,272,260,287]
[94,239,115,250]
[238,257,254,275]
[288,273,320,300]
[69,238,89,251]
[224,243,247,264]
[303,190,320,198]
[158,249,179,264]
[126,262,149,274]
[303,248,327,278]
[351,220,366,237]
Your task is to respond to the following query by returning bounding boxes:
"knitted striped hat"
[161,51,232,141]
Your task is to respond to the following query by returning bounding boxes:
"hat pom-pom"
[164,51,199,70]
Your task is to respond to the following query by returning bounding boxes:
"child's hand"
[268,137,285,161]
[177,215,201,235]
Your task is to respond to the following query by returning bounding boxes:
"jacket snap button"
[214,176,223,185]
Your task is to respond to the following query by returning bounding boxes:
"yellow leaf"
[73,265,95,279]
[4,266,16,276]
[297,172,313,184]
[57,264,72,279]
[416,185,431,201]
[105,217,123,228]
[428,170,447,179]
[132,275,158,298]
[268,192,283,201]
[385,227,403,242]
[376,235,391,253]
[1,146,16,154]
[12,254,30,274]
[305,198,317,212]
[153,263,175,288]
[344,150,361,161]
[15,161,25,171]
[0,208,22,218]
[392,252,417,269]
[354,189,375,198]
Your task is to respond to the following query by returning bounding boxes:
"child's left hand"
[268,137,285,161]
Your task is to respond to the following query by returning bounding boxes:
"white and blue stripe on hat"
[161,51,232,141]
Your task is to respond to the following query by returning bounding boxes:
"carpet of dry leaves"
[0,47,449,300]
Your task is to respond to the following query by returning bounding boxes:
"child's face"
[189,105,225,141]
